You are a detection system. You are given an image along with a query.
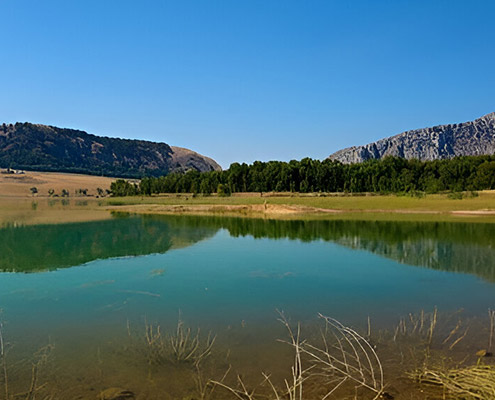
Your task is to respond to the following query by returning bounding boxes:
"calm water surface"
[1,214,494,398]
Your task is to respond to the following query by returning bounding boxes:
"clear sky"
[1,0,494,168]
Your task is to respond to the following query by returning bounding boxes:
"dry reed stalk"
[0,320,8,400]
[277,312,306,400]
[442,320,461,345]
[301,314,385,399]
[427,307,437,346]
[194,363,231,400]
[213,312,383,400]
[212,374,261,400]
[409,313,419,334]
[410,364,495,400]
[24,344,53,400]
[212,312,310,400]
[393,309,438,343]
[142,316,216,365]
[169,319,216,366]
[143,320,165,364]
[448,327,469,351]
[489,309,495,353]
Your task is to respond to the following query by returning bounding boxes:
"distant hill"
[329,112,495,164]
[0,122,221,178]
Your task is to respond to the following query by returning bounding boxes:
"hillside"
[0,122,221,177]
[329,112,495,163]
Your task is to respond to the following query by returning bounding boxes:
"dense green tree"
[110,154,495,197]
[111,179,139,196]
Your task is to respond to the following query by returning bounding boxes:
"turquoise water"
[1,214,494,398]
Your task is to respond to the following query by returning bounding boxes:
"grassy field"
[0,170,115,198]
[103,191,495,223]
[2,170,495,224]
[104,191,495,212]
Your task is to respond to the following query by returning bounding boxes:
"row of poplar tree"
[110,155,495,196]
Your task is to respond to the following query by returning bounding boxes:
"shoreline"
[106,202,495,223]
[2,189,495,225]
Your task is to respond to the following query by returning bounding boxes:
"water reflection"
[0,213,216,272]
[1,214,494,282]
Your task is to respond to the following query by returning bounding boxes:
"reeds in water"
[0,318,53,400]
[410,364,495,400]
[213,312,386,400]
[141,317,216,366]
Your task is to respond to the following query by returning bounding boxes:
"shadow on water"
[1,213,495,282]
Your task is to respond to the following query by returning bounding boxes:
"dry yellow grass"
[0,170,114,198]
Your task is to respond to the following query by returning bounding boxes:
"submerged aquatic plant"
[303,313,385,398]
[0,318,53,400]
[170,318,216,365]
[489,309,495,353]
[139,316,216,366]
[213,312,386,400]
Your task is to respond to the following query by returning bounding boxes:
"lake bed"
[1,213,494,399]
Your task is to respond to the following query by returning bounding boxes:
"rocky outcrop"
[170,146,221,173]
[329,112,495,163]
[0,122,221,177]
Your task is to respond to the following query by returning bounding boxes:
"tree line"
[110,155,495,196]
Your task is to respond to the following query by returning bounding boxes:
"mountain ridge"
[0,122,221,178]
[329,112,495,164]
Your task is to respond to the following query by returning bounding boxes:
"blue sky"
[1,0,494,168]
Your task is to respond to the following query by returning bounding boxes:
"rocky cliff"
[329,112,495,163]
[0,122,221,177]
[170,146,221,173]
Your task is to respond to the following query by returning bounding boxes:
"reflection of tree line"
[1,214,495,282]
[0,214,217,272]
[175,216,495,282]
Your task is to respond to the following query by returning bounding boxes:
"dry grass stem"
[214,313,386,400]
[0,320,9,400]
[448,327,469,351]
[142,317,216,366]
[410,364,495,400]
[392,308,439,347]
[489,309,495,352]
[194,363,231,400]
[306,313,385,399]
[170,319,216,365]
[442,320,462,345]
[427,307,437,346]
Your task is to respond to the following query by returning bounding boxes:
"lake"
[1,213,494,399]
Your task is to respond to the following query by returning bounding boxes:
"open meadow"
[103,190,495,223]
[0,170,115,198]
[2,170,495,224]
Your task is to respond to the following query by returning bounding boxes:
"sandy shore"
[106,203,495,219]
